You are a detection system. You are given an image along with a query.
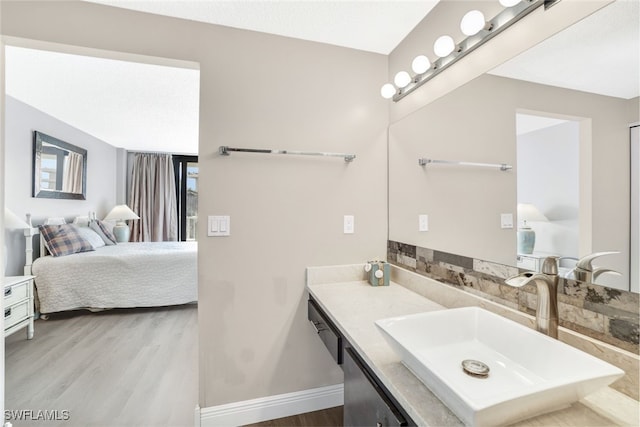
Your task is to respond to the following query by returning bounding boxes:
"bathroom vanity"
[309,296,417,426]
[306,264,639,426]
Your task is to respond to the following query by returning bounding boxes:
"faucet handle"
[541,256,560,275]
[576,251,620,271]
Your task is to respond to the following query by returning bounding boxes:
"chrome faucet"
[505,257,559,339]
[566,251,621,283]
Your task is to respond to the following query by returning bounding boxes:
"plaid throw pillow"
[89,220,118,245]
[39,224,95,257]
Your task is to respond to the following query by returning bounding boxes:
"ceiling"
[5,1,638,154]
[6,46,201,154]
[490,0,639,100]
[87,0,440,55]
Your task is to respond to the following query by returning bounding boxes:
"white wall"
[4,95,118,275]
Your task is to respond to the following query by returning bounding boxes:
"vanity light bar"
[392,0,545,102]
[419,158,512,171]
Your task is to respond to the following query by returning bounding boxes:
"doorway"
[3,40,200,425]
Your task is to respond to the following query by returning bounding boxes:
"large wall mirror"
[32,130,87,200]
[389,0,639,292]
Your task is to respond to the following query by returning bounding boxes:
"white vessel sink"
[375,306,624,426]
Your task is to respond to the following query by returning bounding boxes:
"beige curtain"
[129,153,178,242]
[62,151,84,193]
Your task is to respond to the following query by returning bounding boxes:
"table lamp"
[517,203,548,254]
[104,205,139,243]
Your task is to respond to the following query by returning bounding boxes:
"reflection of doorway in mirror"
[516,113,580,276]
[631,125,639,293]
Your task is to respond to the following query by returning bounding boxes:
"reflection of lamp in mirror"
[104,205,140,243]
[4,208,31,270]
[517,203,548,254]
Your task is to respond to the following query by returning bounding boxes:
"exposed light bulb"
[499,0,521,7]
[394,71,412,88]
[460,10,486,36]
[434,35,455,58]
[380,83,396,99]
[411,55,431,74]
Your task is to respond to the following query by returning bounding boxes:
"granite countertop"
[306,265,639,427]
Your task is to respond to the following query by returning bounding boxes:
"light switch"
[344,215,354,234]
[500,213,514,229]
[419,214,429,232]
[208,215,230,236]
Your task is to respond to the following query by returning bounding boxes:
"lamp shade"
[4,208,30,230]
[517,203,548,224]
[104,205,140,222]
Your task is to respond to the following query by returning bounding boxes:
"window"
[173,155,198,241]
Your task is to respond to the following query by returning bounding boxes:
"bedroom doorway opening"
[3,39,201,426]
[174,155,199,241]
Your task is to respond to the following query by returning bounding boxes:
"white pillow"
[89,220,118,245]
[44,217,66,225]
[73,216,91,227]
[76,226,106,249]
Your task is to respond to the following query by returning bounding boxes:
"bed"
[26,217,197,315]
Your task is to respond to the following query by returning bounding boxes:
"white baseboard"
[199,384,343,427]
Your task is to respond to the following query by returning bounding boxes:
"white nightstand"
[3,276,35,340]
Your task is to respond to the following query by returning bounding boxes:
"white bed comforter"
[32,242,197,314]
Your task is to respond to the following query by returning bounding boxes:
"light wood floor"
[5,304,198,427]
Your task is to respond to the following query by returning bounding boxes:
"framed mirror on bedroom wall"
[388,0,639,292]
[32,130,87,200]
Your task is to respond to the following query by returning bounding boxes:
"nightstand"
[3,276,35,339]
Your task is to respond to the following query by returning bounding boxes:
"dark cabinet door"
[343,347,409,427]
[308,298,343,365]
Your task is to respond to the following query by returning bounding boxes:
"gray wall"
[1,0,389,408]
[3,95,118,275]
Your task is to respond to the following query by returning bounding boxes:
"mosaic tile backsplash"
[388,240,639,354]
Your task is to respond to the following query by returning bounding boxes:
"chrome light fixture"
[380,0,559,102]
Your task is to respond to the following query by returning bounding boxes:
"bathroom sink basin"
[375,307,624,426]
